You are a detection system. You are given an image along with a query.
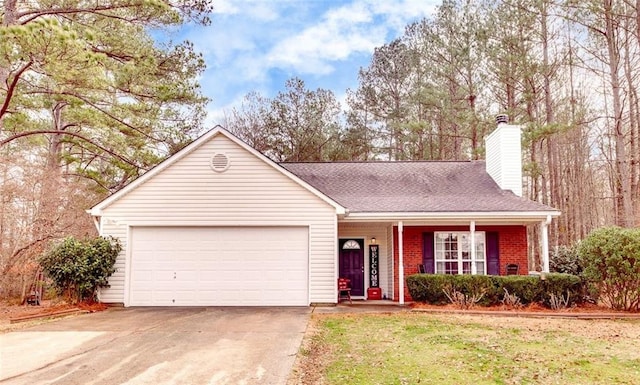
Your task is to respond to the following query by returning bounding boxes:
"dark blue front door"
[339,239,364,296]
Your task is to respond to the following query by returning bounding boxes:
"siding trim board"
[124,225,132,306]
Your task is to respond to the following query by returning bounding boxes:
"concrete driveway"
[0,307,310,385]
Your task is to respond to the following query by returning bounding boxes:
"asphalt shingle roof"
[281,161,556,213]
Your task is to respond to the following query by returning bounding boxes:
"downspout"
[541,215,551,273]
[398,221,404,305]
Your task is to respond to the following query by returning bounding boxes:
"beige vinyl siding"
[387,224,394,300]
[338,222,392,300]
[98,134,337,304]
[98,221,127,303]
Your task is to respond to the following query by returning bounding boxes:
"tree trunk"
[604,0,634,227]
[540,0,561,246]
[624,22,639,224]
[32,103,65,244]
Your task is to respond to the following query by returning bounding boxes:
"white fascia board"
[90,126,346,216]
[342,210,561,223]
[98,220,320,227]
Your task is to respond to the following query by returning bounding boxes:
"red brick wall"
[392,225,528,302]
[495,226,528,276]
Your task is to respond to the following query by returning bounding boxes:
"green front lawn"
[292,313,640,385]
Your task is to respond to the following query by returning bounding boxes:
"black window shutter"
[486,232,500,275]
[422,232,435,274]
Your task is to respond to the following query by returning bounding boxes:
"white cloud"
[183,0,439,124]
[266,26,383,75]
[245,2,280,21]
[369,0,438,31]
[324,1,374,24]
[211,0,240,15]
[266,2,383,74]
[265,0,437,75]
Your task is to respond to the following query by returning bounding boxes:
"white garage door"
[129,227,309,306]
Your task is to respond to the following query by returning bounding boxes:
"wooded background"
[2,0,639,298]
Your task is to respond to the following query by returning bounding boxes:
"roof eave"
[340,210,561,224]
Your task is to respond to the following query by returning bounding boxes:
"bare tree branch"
[0,130,140,168]
[17,3,149,25]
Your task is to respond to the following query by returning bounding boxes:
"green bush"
[407,273,584,308]
[550,245,583,275]
[493,276,542,304]
[406,274,452,304]
[541,273,584,307]
[448,275,499,306]
[406,274,498,305]
[38,236,121,303]
[578,227,640,311]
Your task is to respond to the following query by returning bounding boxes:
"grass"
[300,313,640,385]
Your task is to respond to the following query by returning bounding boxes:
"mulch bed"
[9,308,88,323]
[1,300,108,325]
[410,302,640,319]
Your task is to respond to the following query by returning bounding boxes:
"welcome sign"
[369,244,379,288]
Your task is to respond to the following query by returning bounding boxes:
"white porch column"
[541,215,551,273]
[398,221,404,305]
[470,221,477,275]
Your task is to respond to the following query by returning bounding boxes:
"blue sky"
[169,0,440,127]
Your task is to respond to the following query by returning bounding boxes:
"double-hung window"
[434,232,486,274]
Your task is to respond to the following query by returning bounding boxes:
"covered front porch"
[337,213,555,304]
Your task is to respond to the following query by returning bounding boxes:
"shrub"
[500,288,522,308]
[406,274,498,306]
[407,273,585,309]
[442,286,485,309]
[579,227,640,311]
[38,236,121,303]
[550,244,583,275]
[541,273,584,308]
[449,275,498,306]
[494,276,542,304]
[406,274,451,304]
[548,293,570,310]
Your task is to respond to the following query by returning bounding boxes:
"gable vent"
[210,153,230,173]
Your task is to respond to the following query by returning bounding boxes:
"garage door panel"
[129,227,309,306]
[145,290,174,305]
[131,290,151,303]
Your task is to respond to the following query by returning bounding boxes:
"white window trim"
[434,231,486,275]
[342,239,361,249]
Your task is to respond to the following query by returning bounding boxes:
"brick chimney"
[485,115,522,197]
